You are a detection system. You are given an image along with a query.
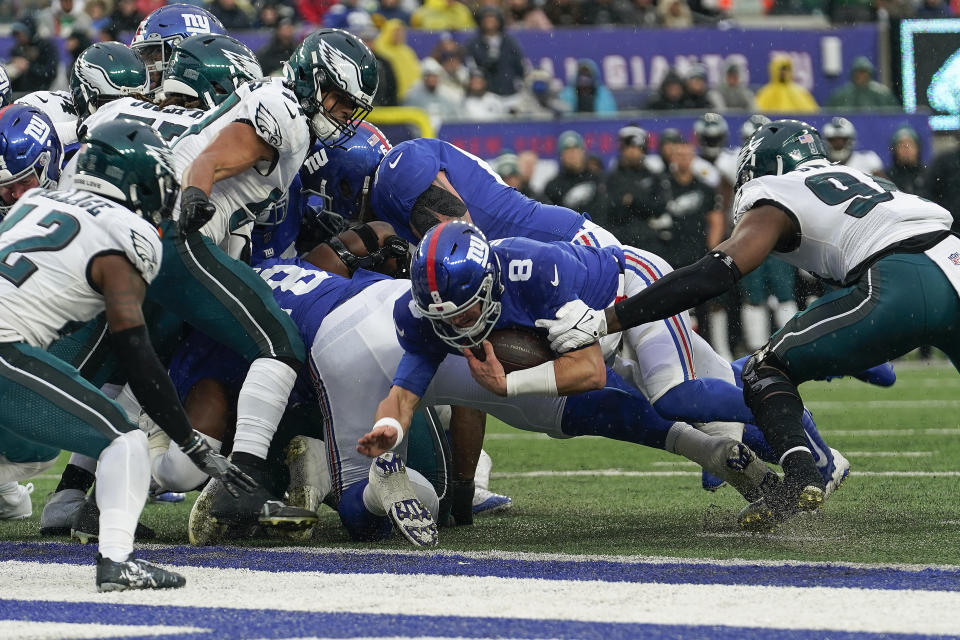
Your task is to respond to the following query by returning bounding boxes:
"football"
[483,328,555,373]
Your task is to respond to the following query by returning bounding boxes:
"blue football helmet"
[0,67,10,108]
[0,105,62,216]
[410,221,503,350]
[130,4,226,92]
[300,121,391,223]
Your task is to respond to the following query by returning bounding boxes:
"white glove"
[535,299,607,353]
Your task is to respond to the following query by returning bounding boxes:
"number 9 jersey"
[734,162,953,285]
[0,188,162,348]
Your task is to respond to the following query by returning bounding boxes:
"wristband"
[374,417,405,450]
[505,361,558,398]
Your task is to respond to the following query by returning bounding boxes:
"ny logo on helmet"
[466,234,488,266]
[182,14,211,34]
[24,115,50,145]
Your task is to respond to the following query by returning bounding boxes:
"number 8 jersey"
[0,188,162,348]
[734,162,953,285]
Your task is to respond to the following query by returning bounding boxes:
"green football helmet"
[162,34,263,109]
[735,119,829,190]
[72,119,179,225]
[284,28,378,147]
[70,42,150,124]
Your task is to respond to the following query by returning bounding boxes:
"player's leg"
[147,225,307,523]
[740,259,773,352]
[0,342,183,590]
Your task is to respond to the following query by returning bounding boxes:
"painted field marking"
[493,470,960,479]
[824,428,960,437]
[807,400,960,409]
[842,451,934,457]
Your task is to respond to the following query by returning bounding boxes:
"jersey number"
[0,205,80,287]
[507,259,533,281]
[804,172,896,219]
[258,263,329,296]
[119,114,188,142]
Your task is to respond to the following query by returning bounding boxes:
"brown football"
[483,328,555,373]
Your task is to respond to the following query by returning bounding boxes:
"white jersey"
[715,149,738,187]
[734,162,953,284]
[0,188,162,348]
[16,90,79,147]
[81,97,206,143]
[844,150,884,176]
[171,78,311,254]
[692,155,721,189]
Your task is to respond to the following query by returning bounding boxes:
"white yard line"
[493,469,960,479]
[807,400,960,409]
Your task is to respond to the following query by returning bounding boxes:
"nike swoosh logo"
[389,152,403,169]
[550,265,559,287]
[283,101,296,120]
[397,327,405,337]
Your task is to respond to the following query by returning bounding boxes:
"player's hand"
[462,341,507,396]
[357,424,400,457]
[535,299,607,353]
[180,431,258,498]
[180,186,216,237]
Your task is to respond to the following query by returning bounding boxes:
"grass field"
[3,361,959,566]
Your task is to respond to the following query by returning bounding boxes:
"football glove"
[180,186,216,237]
[535,299,607,353]
[180,431,258,498]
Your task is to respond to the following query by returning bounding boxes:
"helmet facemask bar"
[311,83,373,149]
[132,37,179,94]
[417,273,502,350]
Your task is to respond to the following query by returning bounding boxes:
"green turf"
[4,362,960,565]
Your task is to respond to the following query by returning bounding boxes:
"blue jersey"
[392,237,624,396]
[371,138,587,244]
[255,257,390,348]
[251,174,308,266]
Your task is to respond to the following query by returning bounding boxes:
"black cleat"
[71,496,155,545]
[96,553,185,592]
[738,480,825,532]
[258,499,319,530]
[209,480,317,530]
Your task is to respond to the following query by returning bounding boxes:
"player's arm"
[92,254,256,494]
[448,405,485,525]
[357,385,421,458]
[179,122,277,234]
[462,340,605,397]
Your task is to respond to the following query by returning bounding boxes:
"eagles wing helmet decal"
[315,40,373,105]
[221,49,262,82]
[255,103,283,148]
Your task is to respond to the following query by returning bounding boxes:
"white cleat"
[281,436,331,540]
[824,448,850,498]
[473,488,513,514]
[0,482,33,520]
[188,480,227,546]
[369,452,438,547]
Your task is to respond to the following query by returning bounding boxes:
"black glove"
[450,479,475,526]
[180,431,258,498]
[180,186,216,237]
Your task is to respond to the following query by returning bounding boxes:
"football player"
[0,106,64,220]
[0,118,253,590]
[822,116,884,177]
[540,119,960,529]
[0,67,10,108]
[14,90,79,150]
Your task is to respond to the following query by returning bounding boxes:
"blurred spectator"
[297,0,340,24]
[65,30,95,75]
[822,117,884,176]
[582,0,635,24]
[351,21,399,106]
[411,0,477,31]
[874,0,914,17]
[826,57,899,110]
[682,63,712,109]
[462,69,507,120]
[208,0,254,29]
[430,36,469,97]
[109,0,144,32]
[755,53,818,113]
[323,0,368,28]
[403,57,461,124]
[372,0,411,25]
[6,17,60,93]
[256,2,283,28]
[504,0,552,29]
[374,19,421,99]
[658,0,693,27]
[656,127,684,169]
[495,151,537,198]
[827,0,873,23]
[543,130,605,215]
[85,0,111,32]
[43,0,94,38]
[544,0,583,26]
[915,0,950,17]
[466,8,526,97]
[257,15,297,75]
[646,68,686,110]
[708,62,755,111]
[507,68,569,118]
[886,126,926,196]
[926,141,960,231]
[517,150,541,199]
[632,0,659,25]
[560,59,617,114]
[601,125,662,248]
[139,0,167,16]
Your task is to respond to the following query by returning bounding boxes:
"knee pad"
[741,350,800,408]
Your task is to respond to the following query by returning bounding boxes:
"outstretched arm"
[462,340,606,397]
[358,385,421,457]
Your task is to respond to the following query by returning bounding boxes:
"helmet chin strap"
[310,112,338,141]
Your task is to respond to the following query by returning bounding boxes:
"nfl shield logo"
[948,252,960,265]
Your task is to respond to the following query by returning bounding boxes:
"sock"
[154,436,222,492]
[339,481,391,541]
[698,421,744,441]
[55,458,96,493]
[95,431,149,563]
[665,422,730,477]
[114,384,141,422]
[741,304,771,351]
[362,479,386,516]
[748,386,821,488]
[561,369,673,450]
[233,358,297,460]
[654,378,755,424]
[773,300,799,330]
[407,467,439,518]
[474,449,492,492]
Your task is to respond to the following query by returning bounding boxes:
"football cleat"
[700,470,726,492]
[0,482,33,520]
[40,488,87,535]
[472,488,513,514]
[70,495,155,545]
[854,362,896,387]
[738,482,825,532]
[188,478,227,546]
[717,440,781,504]
[368,452,438,547]
[209,468,318,530]
[96,553,185,592]
[149,483,186,503]
[823,448,850,498]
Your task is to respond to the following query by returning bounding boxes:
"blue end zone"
[3,542,960,592]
